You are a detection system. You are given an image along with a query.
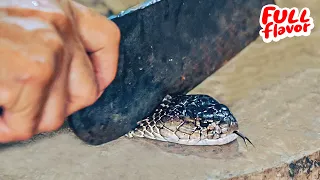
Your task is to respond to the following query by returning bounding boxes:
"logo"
[259,4,314,43]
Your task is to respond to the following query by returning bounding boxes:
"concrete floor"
[0,0,319,179]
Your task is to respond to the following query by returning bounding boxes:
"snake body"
[126,94,252,146]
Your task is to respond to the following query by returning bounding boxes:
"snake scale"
[126,94,253,146]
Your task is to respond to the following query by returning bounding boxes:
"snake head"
[210,104,254,146]
[215,104,237,124]
[201,103,239,133]
[206,104,254,147]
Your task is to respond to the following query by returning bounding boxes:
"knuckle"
[102,68,117,89]
[15,131,34,141]
[84,89,98,106]
[25,31,63,85]
[39,110,65,133]
[6,120,35,142]
[0,132,11,143]
[27,52,57,85]
[111,23,121,43]
[44,119,64,132]
[43,31,64,51]
[31,63,55,84]
[0,88,13,105]
[105,20,121,43]
[77,85,98,106]
[109,67,117,82]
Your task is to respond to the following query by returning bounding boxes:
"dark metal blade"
[68,0,275,145]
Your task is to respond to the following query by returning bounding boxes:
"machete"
[68,0,275,145]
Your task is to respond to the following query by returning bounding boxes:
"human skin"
[0,0,120,143]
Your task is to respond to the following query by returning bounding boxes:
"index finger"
[71,1,120,92]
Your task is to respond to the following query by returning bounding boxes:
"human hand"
[0,0,120,142]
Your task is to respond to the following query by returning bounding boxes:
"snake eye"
[221,106,228,111]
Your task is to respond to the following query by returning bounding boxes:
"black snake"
[126,94,253,146]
